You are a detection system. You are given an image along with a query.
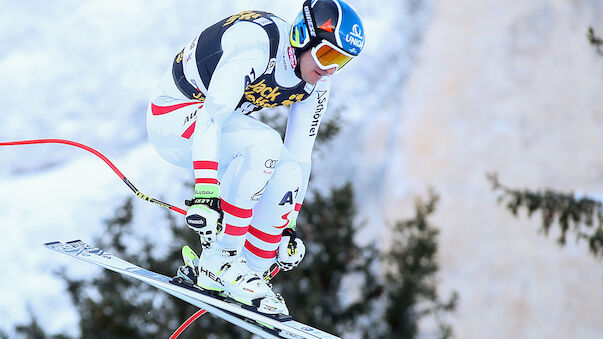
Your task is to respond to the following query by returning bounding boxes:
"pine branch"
[587,27,603,57]
[488,172,603,258]
[382,190,457,339]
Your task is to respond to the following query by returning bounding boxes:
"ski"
[44,240,339,339]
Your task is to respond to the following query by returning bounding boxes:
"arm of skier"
[185,23,270,242]
[284,76,331,227]
[275,77,331,271]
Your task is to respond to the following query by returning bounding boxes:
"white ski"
[44,240,339,339]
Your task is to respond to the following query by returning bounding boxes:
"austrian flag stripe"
[248,226,282,244]
[151,102,200,116]
[193,161,218,184]
[244,240,277,259]
[193,161,219,170]
[195,178,219,184]
[225,223,249,236]
[219,199,253,238]
[221,199,253,218]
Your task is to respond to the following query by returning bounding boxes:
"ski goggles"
[311,40,355,72]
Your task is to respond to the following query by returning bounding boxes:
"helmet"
[290,0,365,71]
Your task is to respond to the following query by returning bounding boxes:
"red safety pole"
[169,309,207,339]
[0,139,207,336]
[0,139,187,215]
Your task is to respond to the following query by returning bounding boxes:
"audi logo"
[265,159,278,168]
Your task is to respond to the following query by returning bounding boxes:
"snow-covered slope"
[0,0,395,336]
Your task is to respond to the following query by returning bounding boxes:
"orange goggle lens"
[311,42,354,72]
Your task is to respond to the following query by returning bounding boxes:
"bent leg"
[146,64,208,168]
[147,92,286,255]
[215,114,284,252]
[242,159,302,273]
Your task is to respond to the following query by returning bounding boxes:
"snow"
[0,0,388,335]
[0,142,187,334]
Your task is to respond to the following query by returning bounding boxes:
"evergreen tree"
[378,191,458,339]
[488,173,603,258]
[55,184,382,338]
[14,314,46,339]
[12,306,71,339]
[13,186,457,338]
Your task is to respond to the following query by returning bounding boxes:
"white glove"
[185,197,223,243]
[276,228,305,271]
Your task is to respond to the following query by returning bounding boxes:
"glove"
[276,227,305,271]
[185,184,223,243]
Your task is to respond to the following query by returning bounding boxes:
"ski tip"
[44,240,87,251]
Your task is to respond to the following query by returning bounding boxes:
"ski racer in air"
[146,0,365,315]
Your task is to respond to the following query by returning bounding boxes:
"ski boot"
[176,245,200,284]
[259,262,280,282]
[196,244,288,315]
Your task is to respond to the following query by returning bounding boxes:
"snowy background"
[2,0,603,338]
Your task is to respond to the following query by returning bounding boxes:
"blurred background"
[1,0,602,338]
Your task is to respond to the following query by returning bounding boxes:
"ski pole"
[0,139,187,215]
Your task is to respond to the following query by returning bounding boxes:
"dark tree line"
[11,184,456,338]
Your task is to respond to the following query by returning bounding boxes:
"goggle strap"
[302,0,317,38]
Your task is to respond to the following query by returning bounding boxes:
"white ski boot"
[197,244,288,315]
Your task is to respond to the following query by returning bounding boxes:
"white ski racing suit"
[146,11,330,273]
